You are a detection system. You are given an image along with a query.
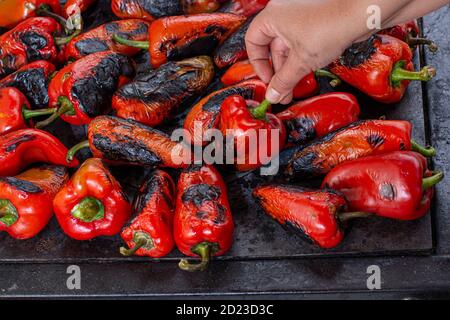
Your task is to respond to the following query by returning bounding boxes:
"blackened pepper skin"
[339,35,379,68]
[111,0,182,21]
[113,56,214,127]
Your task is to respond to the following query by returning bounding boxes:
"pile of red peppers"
[0,0,445,271]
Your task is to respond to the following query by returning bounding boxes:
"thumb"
[266,52,310,104]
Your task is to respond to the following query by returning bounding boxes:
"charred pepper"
[0,129,79,176]
[219,0,269,17]
[66,115,189,169]
[53,158,131,240]
[0,0,62,29]
[175,164,234,272]
[283,120,436,180]
[328,34,436,103]
[0,165,68,239]
[35,51,134,127]
[113,13,245,68]
[322,151,444,221]
[276,92,360,145]
[120,169,176,257]
[112,56,214,127]
[63,0,97,18]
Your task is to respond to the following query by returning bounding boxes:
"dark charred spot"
[286,117,317,144]
[203,86,253,112]
[71,53,134,118]
[166,35,220,61]
[286,151,321,179]
[367,134,385,148]
[213,204,227,225]
[133,172,173,214]
[37,165,68,179]
[119,0,182,18]
[379,183,396,200]
[184,164,203,173]
[0,54,17,78]
[205,25,228,35]
[196,211,208,219]
[182,184,221,207]
[106,21,148,38]
[214,18,251,67]
[340,35,379,68]
[0,177,42,193]
[75,39,110,56]
[19,31,49,61]
[5,134,36,152]
[400,142,406,150]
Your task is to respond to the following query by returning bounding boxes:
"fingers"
[270,38,289,73]
[266,52,310,104]
[245,16,274,83]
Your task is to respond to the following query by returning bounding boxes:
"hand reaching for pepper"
[246,0,450,104]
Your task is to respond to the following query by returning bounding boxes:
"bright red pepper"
[219,0,269,17]
[379,20,438,52]
[220,96,286,171]
[0,165,68,239]
[53,158,132,240]
[253,185,369,249]
[322,151,444,221]
[175,164,234,271]
[120,170,176,258]
[184,79,267,146]
[283,120,436,180]
[35,51,134,127]
[113,13,245,69]
[276,92,360,145]
[63,0,97,18]
[0,60,56,109]
[64,19,151,61]
[329,34,436,103]
[0,129,79,176]
[0,0,62,29]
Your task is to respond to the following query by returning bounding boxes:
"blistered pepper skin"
[0,87,31,135]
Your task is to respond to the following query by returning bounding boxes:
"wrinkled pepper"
[184,79,267,146]
[276,92,360,145]
[0,87,56,136]
[113,13,245,68]
[113,56,214,127]
[322,151,444,221]
[64,19,150,61]
[329,34,436,103]
[283,120,436,180]
[0,0,62,29]
[35,51,134,127]
[66,115,189,169]
[253,185,369,249]
[220,96,286,171]
[0,60,55,109]
[0,165,68,239]
[219,0,269,17]
[53,158,131,240]
[120,169,176,257]
[175,164,234,272]
[0,129,79,176]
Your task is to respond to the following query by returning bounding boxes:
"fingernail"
[266,88,281,104]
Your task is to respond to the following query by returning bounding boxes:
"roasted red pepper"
[0,17,62,79]
[220,97,286,171]
[0,165,68,239]
[0,87,56,135]
[0,129,79,176]
[112,56,215,127]
[0,0,62,29]
[276,92,360,145]
[219,0,269,17]
[329,34,436,103]
[183,0,222,14]
[0,60,55,109]
[66,116,189,169]
[283,120,436,180]
[113,13,245,68]
[175,164,234,271]
[221,60,340,100]
[253,185,369,249]
[64,19,151,61]
[35,51,134,127]
[54,158,131,240]
[63,0,97,18]
[184,79,267,146]
[379,20,438,52]
[120,169,176,257]
[322,151,444,221]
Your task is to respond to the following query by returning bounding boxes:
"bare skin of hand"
[246,0,450,104]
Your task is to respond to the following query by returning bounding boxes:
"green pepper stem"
[411,140,436,157]
[0,199,19,227]
[36,5,72,32]
[22,106,57,120]
[391,61,436,84]
[120,232,154,256]
[339,212,372,223]
[113,34,149,50]
[250,99,271,120]
[406,34,438,53]
[71,197,105,223]
[314,69,341,87]
[66,140,90,163]
[54,29,81,46]
[35,96,74,129]
[422,171,444,190]
[179,242,212,272]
